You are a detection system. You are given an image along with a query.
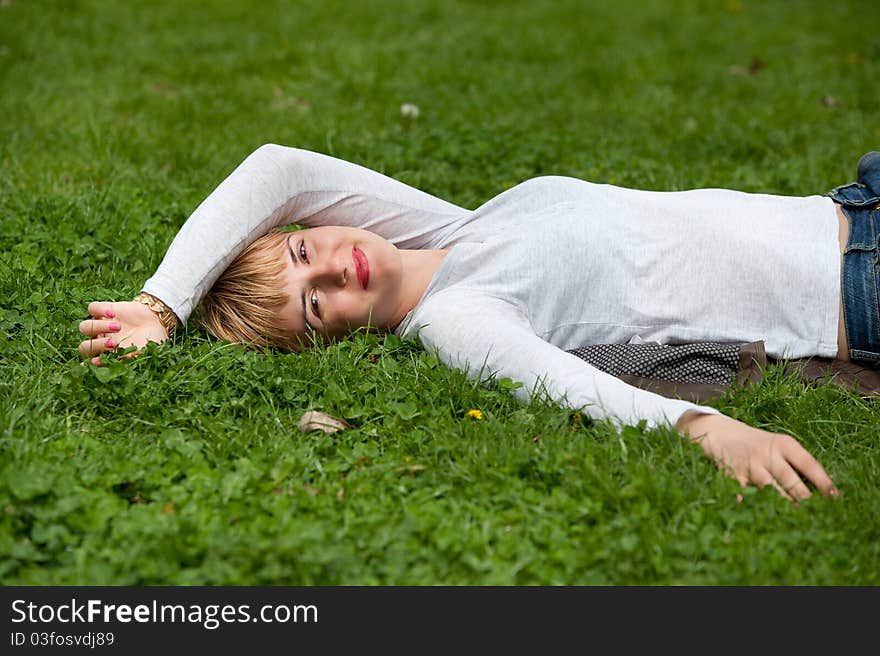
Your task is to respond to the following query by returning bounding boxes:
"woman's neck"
[390,248,448,329]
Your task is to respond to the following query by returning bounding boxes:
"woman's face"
[276,226,405,347]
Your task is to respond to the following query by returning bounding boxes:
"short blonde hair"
[197,228,297,350]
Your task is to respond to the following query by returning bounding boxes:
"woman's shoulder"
[400,287,529,335]
[468,174,607,220]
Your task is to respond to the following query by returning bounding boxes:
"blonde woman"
[80,145,880,501]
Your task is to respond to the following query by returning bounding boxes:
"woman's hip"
[828,152,880,368]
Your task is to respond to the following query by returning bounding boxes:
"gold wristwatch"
[132,292,179,336]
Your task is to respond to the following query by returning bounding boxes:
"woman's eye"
[310,291,320,317]
[299,241,308,262]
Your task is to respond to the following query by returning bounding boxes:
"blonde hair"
[197,228,298,350]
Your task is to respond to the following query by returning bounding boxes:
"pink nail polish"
[105,309,115,318]
[109,322,120,331]
[92,357,100,366]
[105,339,115,348]
[830,488,839,497]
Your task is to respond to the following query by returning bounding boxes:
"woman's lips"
[353,247,369,290]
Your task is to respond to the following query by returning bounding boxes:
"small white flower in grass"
[400,103,420,119]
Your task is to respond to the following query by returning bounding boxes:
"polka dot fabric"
[566,342,742,385]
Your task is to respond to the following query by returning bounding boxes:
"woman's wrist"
[132,292,179,336]
[675,410,723,437]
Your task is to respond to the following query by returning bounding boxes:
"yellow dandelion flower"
[466,409,483,420]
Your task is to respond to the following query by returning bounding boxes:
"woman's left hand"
[77,301,169,364]
[676,411,838,502]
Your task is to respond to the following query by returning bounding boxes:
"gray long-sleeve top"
[143,145,842,431]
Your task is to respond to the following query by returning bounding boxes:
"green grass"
[2,0,879,585]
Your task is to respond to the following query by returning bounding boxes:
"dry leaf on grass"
[297,410,351,434]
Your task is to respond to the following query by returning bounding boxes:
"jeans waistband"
[826,182,880,209]
[832,199,880,367]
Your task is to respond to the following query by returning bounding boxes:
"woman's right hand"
[676,411,838,503]
[77,301,168,364]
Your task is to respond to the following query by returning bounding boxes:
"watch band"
[132,292,179,336]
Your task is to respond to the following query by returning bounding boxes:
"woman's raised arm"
[78,144,469,359]
[145,144,469,324]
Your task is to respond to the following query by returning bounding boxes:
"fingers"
[779,437,838,498]
[750,467,794,502]
[78,306,124,361]
[697,421,838,504]
[79,302,144,365]
[78,319,121,337]
[86,346,141,367]
[778,471,811,502]
[86,301,116,319]
[755,434,838,503]
[760,436,809,501]
[78,336,119,358]
[89,349,142,368]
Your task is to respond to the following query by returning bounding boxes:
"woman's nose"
[312,256,348,288]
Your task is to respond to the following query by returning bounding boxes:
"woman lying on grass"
[78,145,880,502]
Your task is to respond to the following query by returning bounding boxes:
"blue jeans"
[826,152,880,368]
